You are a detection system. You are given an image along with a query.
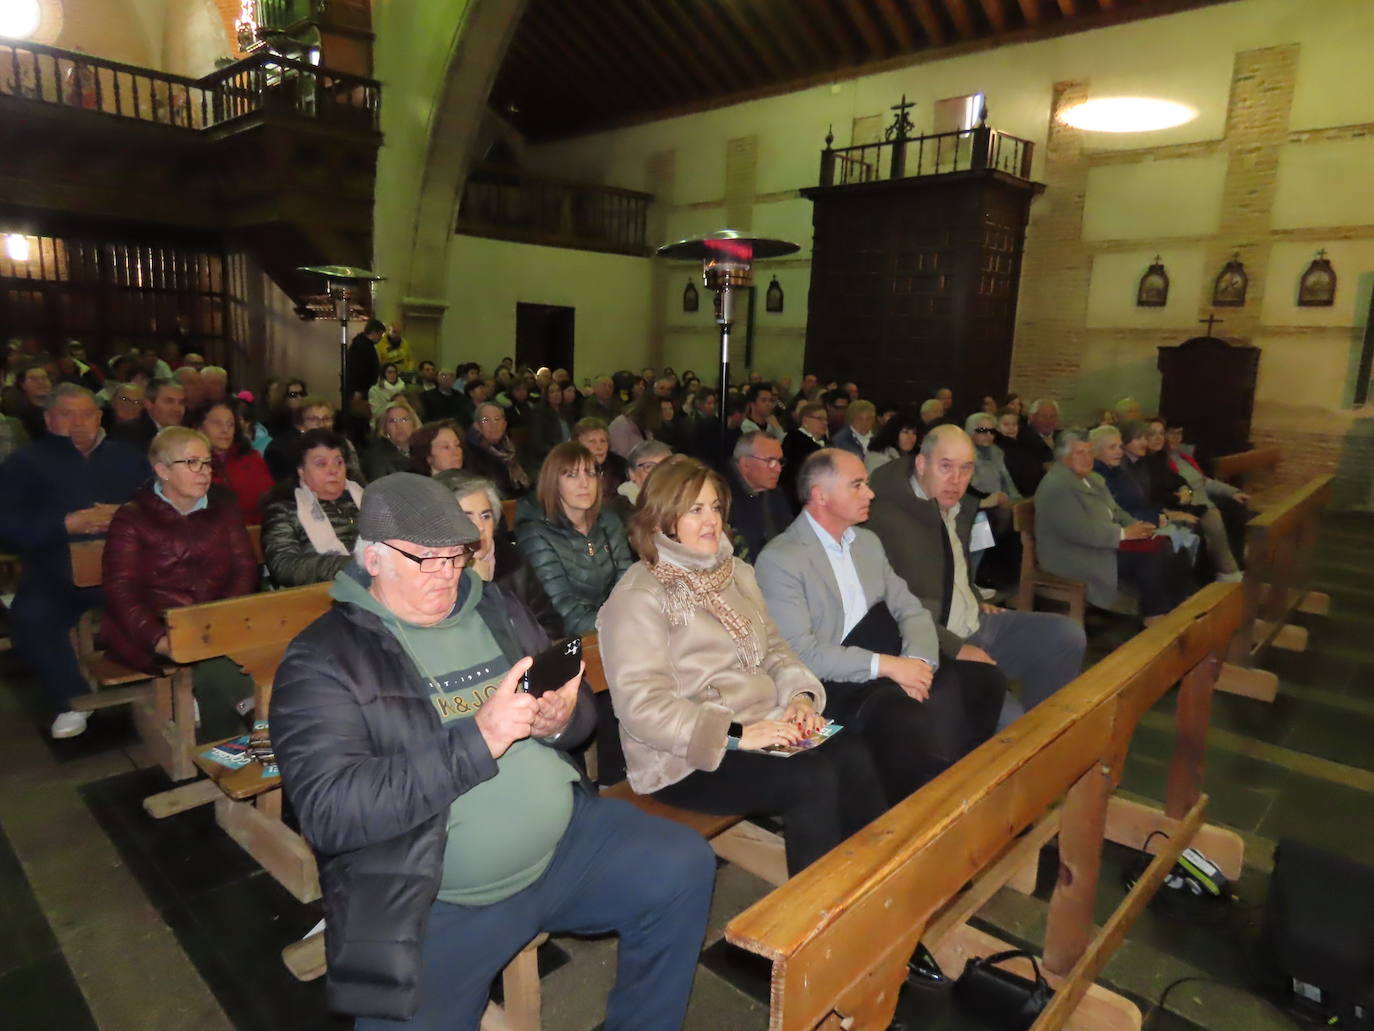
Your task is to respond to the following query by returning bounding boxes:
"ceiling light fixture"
[0,0,41,40]
[5,234,30,262]
[1057,97,1197,133]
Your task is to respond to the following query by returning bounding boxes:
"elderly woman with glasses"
[514,441,632,636]
[262,428,365,588]
[363,400,419,482]
[101,426,258,734]
[466,402,531,499]
[437,469,563,638]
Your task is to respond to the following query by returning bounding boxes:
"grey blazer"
[755,512,940,683]
[1033,461,1135,607]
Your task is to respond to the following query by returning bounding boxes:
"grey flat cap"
[358,473,479,547]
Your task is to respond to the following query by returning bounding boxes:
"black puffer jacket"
[270,567,596,1020]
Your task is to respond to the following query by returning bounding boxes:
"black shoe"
[907,942,947,987]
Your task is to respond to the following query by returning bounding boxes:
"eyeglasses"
[477,415,505,424]
[286,390,306,399]
[168,457,212,472]
[386,416,413,425]
[972,426,996,434]
[381,540,478,572]
[745,454,785,469]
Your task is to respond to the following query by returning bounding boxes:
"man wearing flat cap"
[271,473,714,1030]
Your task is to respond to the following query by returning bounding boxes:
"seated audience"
[918,398,946,435]
[782,401,828,503]
[1092,423,1201,565]
[0,411,27,462]
[106,382,145,431]
[368,362,408,413]
[831,399,877,461]
[863,409,920,472]
[466,402,532,498]
[1156,420,1249,572]
[362,400,419,482]
[497,377,535,430]
[1140,419,1242,581]
[109,377,186,450]
[598,457,888,875]
[965,410,1022,581]
[1016,398,1061,491]
[609,393,662,460]
[174,366,205,409]
[756,449,1004,801]
[408,419,465,477]
[270,473,712,1031]
[526,378,572,466]
[201,365,229,403]
[514,441,633,636]
[609,439,672,527]
[100,426,258,736]
[739,382,785,441]
[1114,397,1143,423]
[935,386,953,417]
[266,394,336,481]
[1035,432,1191,625]
[194,399,274,525]
[583,375,621,423]
[0,385,149,738]
[996,405,1042,498]
[439,470,563,638]
[7,363,52,440]
[262,429,364,588]
[574,416,628,505]
[866,426,1085,727]
[421,367,472,425]
[726,430,794,561]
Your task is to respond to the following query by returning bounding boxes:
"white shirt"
[912,477,980,639]
[803,510,884,677]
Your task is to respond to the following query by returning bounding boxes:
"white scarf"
[295,481,364,555]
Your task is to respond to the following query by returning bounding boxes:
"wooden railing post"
[1043,760,1113,977]
[1166,653,1220,819]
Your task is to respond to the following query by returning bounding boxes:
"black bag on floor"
[952,949,1053,1030]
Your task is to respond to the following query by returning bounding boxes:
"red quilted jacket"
[100,485,259,673]
[213,445,275,526]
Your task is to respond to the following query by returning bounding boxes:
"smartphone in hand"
[519,638,583,698]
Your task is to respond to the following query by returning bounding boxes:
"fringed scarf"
[649,533,763,673]
[467,424,531,491]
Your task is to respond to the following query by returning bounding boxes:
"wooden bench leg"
[1216,663,1278,702]
[214,795,320,903]
[710,821,787,887]
[480,933,548,1031]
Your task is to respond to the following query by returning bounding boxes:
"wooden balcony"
[457,164,653,258]
[819,124,1034,187]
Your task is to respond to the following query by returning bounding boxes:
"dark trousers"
[1118,544,1192,617]
[9,578,99,712]
[652,734,889,875]
[823,660,1005,803]
[355,790,714,1031]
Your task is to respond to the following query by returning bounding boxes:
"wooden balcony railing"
[457,164,653,257]
[820,124,1034,187]
[0,39,378,133]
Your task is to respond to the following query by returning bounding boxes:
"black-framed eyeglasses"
[972,426,996,434]
[167,456,212,472]
[381,540,478,573]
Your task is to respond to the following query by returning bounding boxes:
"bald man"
[866,425,1086,726]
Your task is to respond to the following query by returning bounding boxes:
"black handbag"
[952,949,1054,1030]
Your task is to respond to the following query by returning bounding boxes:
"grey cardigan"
[755,513,940,682]
[1033,461,1135,607]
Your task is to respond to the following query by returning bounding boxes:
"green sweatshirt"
[333,568,578,905]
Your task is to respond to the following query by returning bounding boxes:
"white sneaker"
[51,710,90,739]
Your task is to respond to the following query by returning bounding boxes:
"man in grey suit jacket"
[1035,433,1187,622]
[756,449,1004,799]
[867,426,1086,727]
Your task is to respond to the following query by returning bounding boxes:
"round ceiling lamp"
[0,0,42,40]
[1057,97,1197,133]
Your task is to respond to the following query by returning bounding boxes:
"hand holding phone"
[520,638,583,698]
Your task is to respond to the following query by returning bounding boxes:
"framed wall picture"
[682,279,699,313]
[765,275,784,313]
[1137,256,1169,307]
[1298,250,1336,307]
[1212,253,1248,308]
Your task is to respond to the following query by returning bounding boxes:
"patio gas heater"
[656,230,798,462]
[296,264,386,413]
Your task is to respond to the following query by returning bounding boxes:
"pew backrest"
[1212,446,1281,487]
[69,538,104,589]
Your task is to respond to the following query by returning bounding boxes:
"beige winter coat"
[596,535,825,795]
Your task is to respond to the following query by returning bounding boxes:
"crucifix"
[1199,313,1223,337]
[885,94,915,141]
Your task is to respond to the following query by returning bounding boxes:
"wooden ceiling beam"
[908,0,948,46]
[835,0,889,58]
[1056,0,1077,15]
[682,0,773,87]
[704,0,790,80]
[509,17,627,126]
[658,0,753,91]
[799,0,860,63]
[977,0,1009,32]
[871,0,918,51]
[566,4,678,107]
[1014,0,1042,24]
[723,0,811,75]
[611,0,715,94]
[942,0,979,38]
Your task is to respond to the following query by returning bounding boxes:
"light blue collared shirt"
[802,510,884,678]
[153,479,208,514]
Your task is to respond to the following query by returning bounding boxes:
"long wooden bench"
[725,581,1247,1031]
[1013,498,1140,621]
[1211,445,1281,492]
[1218,474,1333,702]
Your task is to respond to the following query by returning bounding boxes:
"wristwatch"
[725,721,744,751]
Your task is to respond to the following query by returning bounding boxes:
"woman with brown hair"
[407,419,464,476]
[596,456,888,875]
[513,440,632,635]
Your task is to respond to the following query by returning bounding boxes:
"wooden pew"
[725,582,1247,1031]
[1211,445,1281,493]
[1218,475,1333,702]
[1013,499,1086,622]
